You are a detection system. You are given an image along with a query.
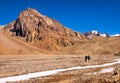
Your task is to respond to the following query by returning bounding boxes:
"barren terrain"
[0,54,120,83]
[0,26,120,83]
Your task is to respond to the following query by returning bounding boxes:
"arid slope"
[58,36,120,55]
[0,29,42,55]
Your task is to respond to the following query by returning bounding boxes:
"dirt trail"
[0,30,41,55]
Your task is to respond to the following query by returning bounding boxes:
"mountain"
[84,30,120,38]
[84,30,110,39]
[2,8,120,55]
[4,8,85,51]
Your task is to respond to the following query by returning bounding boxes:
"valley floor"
[0,54,120,83]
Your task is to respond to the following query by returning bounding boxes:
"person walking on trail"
[85,55,88,62]
[87,55,90,62]
[84,55,91,62]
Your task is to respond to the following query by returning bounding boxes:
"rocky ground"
[0,54,120,83]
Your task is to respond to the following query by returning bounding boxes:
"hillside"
[0,28,43,55]
[59,36,120,55]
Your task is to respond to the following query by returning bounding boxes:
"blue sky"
[0,0,120,34]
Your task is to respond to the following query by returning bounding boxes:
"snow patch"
[91,30,99,35]
[100,33,108,37]
[91,30,108,37]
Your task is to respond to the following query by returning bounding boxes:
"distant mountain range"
[84,30,120,39]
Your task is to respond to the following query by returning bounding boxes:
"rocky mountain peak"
[5,8,85,50]
[20,8,58,27]
[21,8,43,17]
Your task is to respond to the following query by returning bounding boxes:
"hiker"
[84,55,91,62]
[87,55,90,62]
[85,55,88,62]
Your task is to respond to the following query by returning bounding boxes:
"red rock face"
[5,8,85,50]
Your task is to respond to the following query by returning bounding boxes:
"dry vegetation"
[58,36,120,55]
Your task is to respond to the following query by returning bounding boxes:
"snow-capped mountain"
[84,30,109,39]
[91,30,100,35]
[84,30,120,39]
[91,30,110,37]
